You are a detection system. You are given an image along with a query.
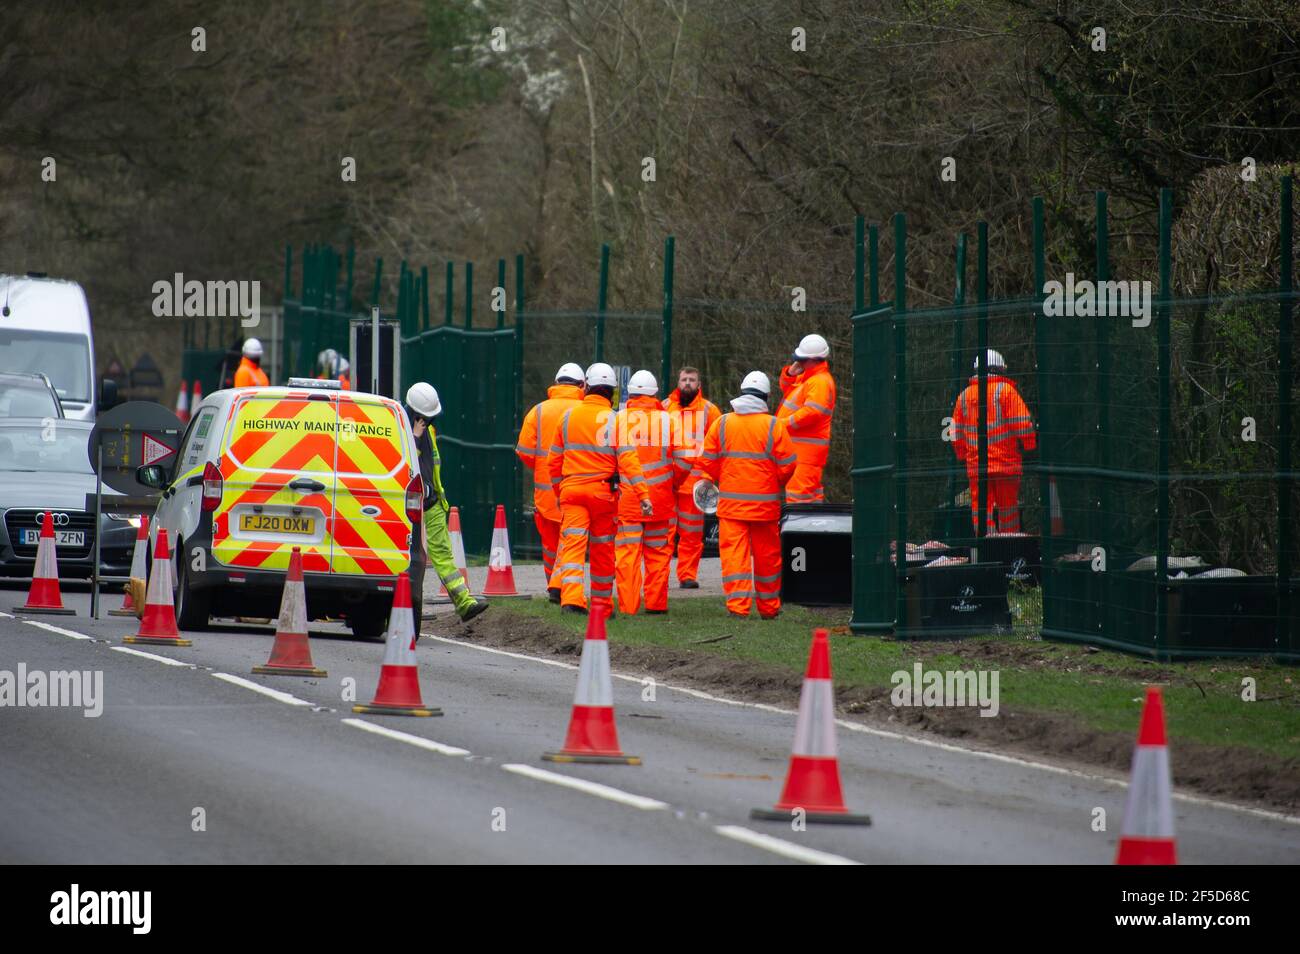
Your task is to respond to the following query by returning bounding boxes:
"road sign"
[88,401,185,496]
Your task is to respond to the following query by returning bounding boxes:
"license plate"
[21,529,85,546]
[239,513,315,535]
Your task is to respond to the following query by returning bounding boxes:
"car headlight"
[108,513,142,528]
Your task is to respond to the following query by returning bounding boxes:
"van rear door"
[213,391,338,573]
[329,394,413,577]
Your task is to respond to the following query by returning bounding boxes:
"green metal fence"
[851,181,1299,661]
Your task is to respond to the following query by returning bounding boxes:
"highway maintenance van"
[137,379,424,638]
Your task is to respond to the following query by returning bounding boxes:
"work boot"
[562,604,588,616]
[679,579,700,590]
[727,610,749,620]
[459,600,489,623]
[759,612,780,620]
[646,608,668,615]
[547,587,561,604]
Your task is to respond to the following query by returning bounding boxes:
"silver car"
[0,419,137,579]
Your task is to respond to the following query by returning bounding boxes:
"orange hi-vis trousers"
[535,511,560,588]
[968,475,1022,534]
[673,489,706,582]
[784,461,826,504]
[556,483,618,611]
[718,517,782,617]
[615,518,675,614]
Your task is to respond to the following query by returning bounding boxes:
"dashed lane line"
[211,672,313,707]
[111,645,196,667]
[713,825,862,865]
[501,763,669,811]
[341,717,470,757]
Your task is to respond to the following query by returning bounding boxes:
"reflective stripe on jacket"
[546,393,650,500]
[777,361,835,465]
[615,396,682,522]
[951,375,1037,476]
[695,411,796,521]
[516,383,584,520]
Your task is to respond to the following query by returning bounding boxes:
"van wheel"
[348,599,388,641]
[175,549,211,631]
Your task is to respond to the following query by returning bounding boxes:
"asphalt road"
[2,583,1298,864]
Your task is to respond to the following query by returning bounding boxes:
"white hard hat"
[740,370,770,397]
[793,333,830,360]
[242,338,263,358]
[627,369,658,396]
[405,382,442,419]
[974,349,1007,372]
[555,362,585,384]
[319,348,339,371]
[585,362,617,388]
[338,357,350,374]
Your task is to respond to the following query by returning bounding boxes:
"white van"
[0,274,106,420]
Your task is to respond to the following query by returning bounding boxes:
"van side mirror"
[135,464,167,489]
[98,378,118,412]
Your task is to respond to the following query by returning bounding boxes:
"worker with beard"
[662,366,720,588]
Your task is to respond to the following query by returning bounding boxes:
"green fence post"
[661,236,675,389]
[595,243,610,362]
[1032,196,1052,590]
[370,257,384,308]
[946,233,968,542]
[869,224,880,308]
[1278,176,1294,653]
[1155,187,1173,657]
[464,261,473,329]
[345,243,355,311]
[976,221,989,540]
[893,212,908,631]
[515,253,526,427]
[854,217,865,313]
[1096,191,1111,565]
[420,266,430,332]
[444,262,454,326]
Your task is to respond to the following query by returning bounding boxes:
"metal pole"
[371,305,380,395]
[596,243,609,362]
[1096,191,1111,565]
[445,262,454,326]
[946,233,968,542]
[92,443,103,619]
[370,257,384,308]
[893,212,908,631]
[977,221,989,543]
[497,258,507,330]
[1278,176,1294,653]
[464,261,473,329]
[869,224,880,308]
[1032,196,1051,567]
[854,216,865,314]
[1156,187,1173,656]
[661,236,675,389]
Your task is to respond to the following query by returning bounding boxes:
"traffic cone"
[252,547,326,677]
[482,503,520,596]
[124,527,192,646]
[1049,476,1065,536]
[109,514,150,616]
[191,378,203,409]
[751,629,871,824]
[440,506,472,598]
[352,572,439,716]
[543,603,639,765]
[1116,686,1177,865]
[175,379,190,423]
[13,511,75,615]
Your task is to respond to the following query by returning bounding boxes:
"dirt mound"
[452,609,1300,813]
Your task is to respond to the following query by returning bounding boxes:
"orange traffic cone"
[175,379,190,423]
[1116,686,1176,865]
[483,503,520,596]
[1048,476,1064,536]
[124,527,192,646]
[13,511,74,615]
[440,506,472,598]
[352,572,439,716]
[543,603,639,765]
[109,515,150,617]
[751,629,871,824]
[253,547,326,677]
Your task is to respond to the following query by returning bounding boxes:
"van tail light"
[201,461,223,512]
[405,475,424,525]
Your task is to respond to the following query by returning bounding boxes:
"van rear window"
[335,400,406,478]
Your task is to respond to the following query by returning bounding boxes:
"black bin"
[972,534,1042,587]
[780,503,852,606]
[904,562,1012,635]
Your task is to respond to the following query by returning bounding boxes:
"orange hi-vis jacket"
[615,395,683,523]
[234,357,269,388]
[777,361,836,465]
[516,383,585,521]
[662,389,721,496]
[547,393,650,502]
[952,374,1037,476]
[696,410,797,521]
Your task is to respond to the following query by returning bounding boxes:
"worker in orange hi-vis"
[515,362,586,603]
[777,333,836,504]
[951,349,1037,534]
[693,371,797,619]
[547,362,652,616]
[233,338,269,387]
[614,370,685,615]
[662,366,721,588]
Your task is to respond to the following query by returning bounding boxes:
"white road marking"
[713,825,862,865]
[435,635,1300,826]
[501,763,668,811]
[342,717,470,757]
[112,645,195,668]
[212,672,313,707]
[0,611,14,618]
[22,620,93,640]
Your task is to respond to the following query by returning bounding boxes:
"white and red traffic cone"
[440,506,472,598]
[191,378,203,410]
[543,603,639,765]
[124,527,192,646]
[253,547,326,678]
[13,511,74,615]
[352,572,439,716]
[751,628,871,824]
[1048,476,1064,536]
[109,514,150,617]
[482,503,520,596]
[1116,686,1176,865]
[175,379,190,423]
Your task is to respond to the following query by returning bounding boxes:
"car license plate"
[239,513,314,535]
[21,529,84,546]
